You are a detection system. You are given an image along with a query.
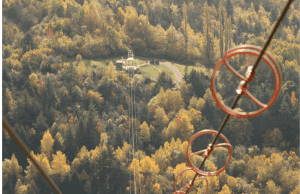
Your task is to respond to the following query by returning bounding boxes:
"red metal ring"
[173,168,208,194]
[186,130,232,176]
[211,45,281,118]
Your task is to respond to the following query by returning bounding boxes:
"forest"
[2,0,300,193]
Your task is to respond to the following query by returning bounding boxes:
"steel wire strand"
[134,80,143,193]
[185,0,294,193]
[131,68,137,194]
[128,67,132,194]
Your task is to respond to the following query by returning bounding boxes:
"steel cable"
[185,0,294,193]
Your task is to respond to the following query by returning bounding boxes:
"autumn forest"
[2,0,300,193]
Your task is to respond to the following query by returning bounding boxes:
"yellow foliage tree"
[90,146,100,164]
[77,146,90,161]
[153,147,168,173]
[265,180,282,194]
[165,89,185,112]
[206,161,220,194]
[14,179,27,194]
[27,180,40,194]
[140,121,150,142]
[82,1,101,32]
[87,90,104,108]
[2,154,23,193]
[106,61,117,80]
[41,130,54,160]
[51,151,70,177]
[116,7,125,25]
[139,156,159,174]
[29,73,39,88]
[189,108,202,128]
[227,176,238,190]
[128,158,139,174]
[152,183,162,194]
[218,184,231,194]
[178,111,194,141]
[78,61,85,76]
[153,87,166,108]
[76,54,82,62]
[153,107,169,127]
[114,141,131,166]
[99,132,108,151]
[3,87,14,117]
[161,120,177,141]
[290,183,300,194]
[219,170,229,188]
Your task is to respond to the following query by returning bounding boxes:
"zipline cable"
[134,76,142,193]
[185,0,294,193]
[131,68,137,194]
[128,67,132,194]
[2,119,63,194]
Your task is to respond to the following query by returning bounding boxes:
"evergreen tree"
[21,80,37,99]
[92,147,115,193]
[153,72,174,96]
[84,102,99,150]
[225,0,234,23]
[68,170,85,194]
[186,70,207,98]
[108,158,130,193]
[33,111,49,144]
[20,33,34,52]
[279,93,292,120]
[75,116,86,151]
[63,126,77,163]
[53,132,64,154]
[201,98,214,128]
[112,128,124,149]
[19,62,32,88]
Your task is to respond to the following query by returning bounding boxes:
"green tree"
[20,33,34,52]
[219,3,224,57]
[85,102,99,150]
[53,132,64,154]
[68,170,85,194]
[63,125,77,163]
[33,111,49,143]
[166,22,176,58]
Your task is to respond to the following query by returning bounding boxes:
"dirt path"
[160,62,183,83]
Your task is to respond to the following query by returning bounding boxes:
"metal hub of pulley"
[186,129,232,176]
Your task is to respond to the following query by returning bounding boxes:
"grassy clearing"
[158,64,176,81]
[139,65,159,78]
[173,63,212,76]
[136,58,145,64]
[82,60,108,73]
